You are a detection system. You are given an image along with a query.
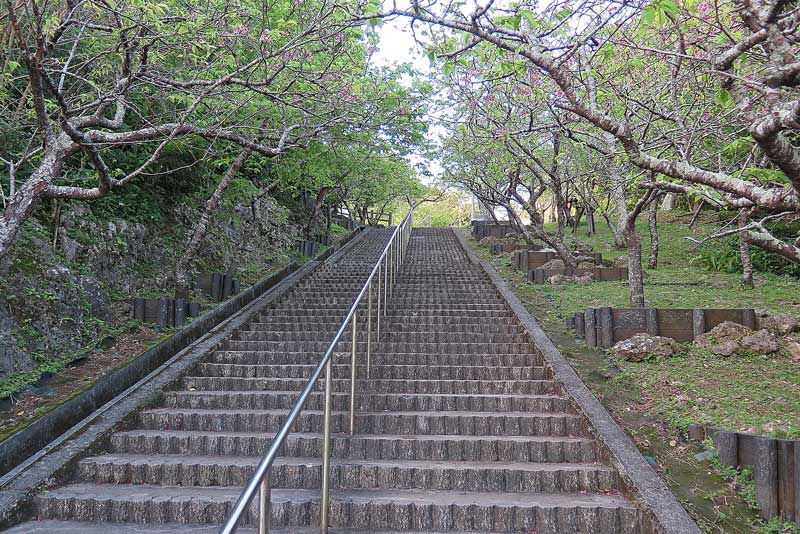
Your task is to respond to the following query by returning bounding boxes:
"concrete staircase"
[8,227,654,533]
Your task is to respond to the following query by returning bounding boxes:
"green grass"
[469,213,800,437]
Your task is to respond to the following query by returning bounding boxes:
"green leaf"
[715,87,733,108]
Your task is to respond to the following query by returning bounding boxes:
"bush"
[696,222,800,277]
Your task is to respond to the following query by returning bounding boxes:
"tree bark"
[738,209,754,288]
[606,133,629,249]
[648,195,660,269]
[625,220,646,307]
[175,148,253,292]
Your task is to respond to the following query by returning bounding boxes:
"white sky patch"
[371,8,446,184]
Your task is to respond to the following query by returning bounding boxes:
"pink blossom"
[698,2,709,13]
[702,111,711,120]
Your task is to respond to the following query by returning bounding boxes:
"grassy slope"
[471,213,800,436]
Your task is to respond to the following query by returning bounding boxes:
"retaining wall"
[472,224,512,240]
[194,272,241,302]
[568,307,757,347]
[514,250,603,271]
[131,297,201,328]
[688,425,799,526]
[527,266,628,284]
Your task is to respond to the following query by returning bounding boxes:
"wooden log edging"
[132,297,201,328]
[471,224,511,240]
[528,266,627,284]
[687,424,799,526]
[513,250,603,272]
[297,239,320,257]
[568,307,757,347]
[193,273,241,302]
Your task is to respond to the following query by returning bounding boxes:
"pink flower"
[698,2,709,13]
[702,111,711,120]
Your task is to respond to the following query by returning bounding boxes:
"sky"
[371,14,445,183]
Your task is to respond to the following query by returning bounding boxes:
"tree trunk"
[175,148,253,293]
[647,196,660,269]
[738,209,754,288]
[624,221,646,307]
[607,132,628,249]
[660,192,676,211]
[586,206,596,235]
[306,188,331,239]
[0,147,64,270]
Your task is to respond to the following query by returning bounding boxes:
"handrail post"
[383,255,388,316]
[349,313,357,435]
[320,358,333,533]
[258,474,271,534]
[376,263,382,339]
[366,281,372,379]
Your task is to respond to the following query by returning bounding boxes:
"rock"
[740,329,779,354]
[480,236,499,247]
[694,321,753,355]
[574,272,594,284]
[612,333,678,362]
[710,340,740,356]
[612,255,628,268]
[759,316,800,336]
[788,341,800,362]
[540,258,565,270]
[547,274,567,285]
[60,233,81,263]
[577,261,597,269]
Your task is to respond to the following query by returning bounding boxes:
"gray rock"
[758,316,800,336]
[540,258,565,270]
[740,329,779,354]
[694,321,753,356]
[612,333,678,362]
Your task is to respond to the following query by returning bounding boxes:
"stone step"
[6,520,582,534]
[138,408,587,436]
[181,377,561,395]
[242,322,525,334]
[232,331,529,344]
[209,351,542,367]
[110,430,600,462]
[164,391,574,413]
[35,484,644,532]
[221,341,537,354]
[76,454,618,492]
[193,363,551,381]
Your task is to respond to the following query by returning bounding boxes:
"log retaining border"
[568,307,757,347]
[527,266,627,284]
[687,424,799,526]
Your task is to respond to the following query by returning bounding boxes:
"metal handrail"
[220,208,414,534]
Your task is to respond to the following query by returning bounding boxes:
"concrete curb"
[0,228,368,528]
[453,227,701,534]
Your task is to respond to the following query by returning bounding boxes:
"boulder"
[787,341,800,362]
[612,255,628,268]
[694,321,752,353]
[759,316,800,336]
[540,258,565,270]
[612,333,678,362]
[577,261,597,269]
[574,272,594,284]
[547,274,568,285]
[694,321,779,356]
[740,329,779,354]
[480,236,499,247]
